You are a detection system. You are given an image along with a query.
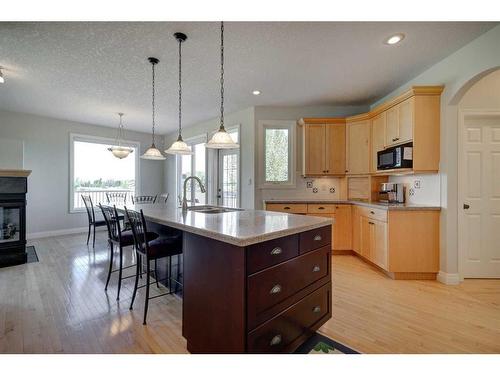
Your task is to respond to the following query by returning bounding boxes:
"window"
[177,135,207,205]
[258,120,296,187]
[217,128,240,208]
[70,134,139,212]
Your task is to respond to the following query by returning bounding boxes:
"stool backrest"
[81,195,96,224]
[99,204,123,243]
[131,195,157,205]
[106,192,127,205]
[125,207,148,254]
[159,193,169,205]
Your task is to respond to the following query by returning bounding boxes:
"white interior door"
[459,113,500,278]
[217,149,240,208]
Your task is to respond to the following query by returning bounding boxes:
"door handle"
[463,203,470,210]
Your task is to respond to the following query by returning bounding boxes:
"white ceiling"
[0,22,497,134]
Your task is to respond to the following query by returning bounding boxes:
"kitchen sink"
[186,205,243,214]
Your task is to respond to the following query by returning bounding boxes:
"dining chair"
[99,204,159,300]
[106,192,127,205]
[81,195,107,248]
[159,193,169,205]
[125,207,183,325]
[131,195,157,204]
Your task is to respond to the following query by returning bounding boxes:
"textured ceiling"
[0,22,497,134]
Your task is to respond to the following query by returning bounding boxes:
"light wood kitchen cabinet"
[346,118,370,175]
[359,216,387,269]
[371,112,386,172]
[351,206,361,254]
[385,97,414,147]
[332,204,352,250]
[301,118,346,176]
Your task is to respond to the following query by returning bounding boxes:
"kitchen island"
[116,203,332,353]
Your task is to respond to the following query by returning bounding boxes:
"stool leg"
[139,254,142,279]
[104,241,114,291]
[154,259,159,288]
[175,254,181,294]
[92,224,96,248]
[130,252,140,310]
[117,244,123,300]
[143,258,151,325]
[86,224,91,245]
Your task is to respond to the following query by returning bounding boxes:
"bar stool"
[106,192,127,205]
[131,195,157,204]
[82,195,107,248]
[99,204,159,300]
[125,207,183,325]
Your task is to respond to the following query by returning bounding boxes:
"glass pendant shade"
[165,137,192,155]
[206,127,239,149]
[108,113,133,159]
[141,143,166,160]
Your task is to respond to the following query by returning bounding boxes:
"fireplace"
[0,172,29,268]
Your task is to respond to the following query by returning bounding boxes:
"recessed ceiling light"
[385,33,405,45]
[252,90,261,96]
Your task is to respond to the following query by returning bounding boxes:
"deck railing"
[74,188,134,209]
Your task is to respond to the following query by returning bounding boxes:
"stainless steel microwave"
[377,143,413,170]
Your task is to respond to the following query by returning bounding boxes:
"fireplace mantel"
[0,169,32,178]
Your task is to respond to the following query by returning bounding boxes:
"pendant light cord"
[151,61,156,145]
[118,113,124,146]
[220,21,225,131]
[178,36,183,141]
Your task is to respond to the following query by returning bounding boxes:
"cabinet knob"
[392,137,400,142]
[313,235,322,241]
[370,211,375,214]
[312,265,321,272]
[270,247,283,255]
[326,170,329,173]
[463,203,470,209]
[369,221,375,225]
[312,306,321,314]
[270,284,282,294]
[270,334,282,346]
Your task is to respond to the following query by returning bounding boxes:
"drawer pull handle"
[270,334,282,346]
[313,235,322,241]
[318,207,325,210]
[313,306,321,314]
[270,247,282,255]
[370,211,375,214]
[312,265,320,272]
[284,206,291,210]
[270,284,282,294]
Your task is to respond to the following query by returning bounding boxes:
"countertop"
[114,203,332,247]
[264,199,441,211]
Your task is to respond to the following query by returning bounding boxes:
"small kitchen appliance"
[377,142,413,170]
[379,182,405,203]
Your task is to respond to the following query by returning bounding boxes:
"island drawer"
[307,204,336,214]
[265,203,308,214]
[247,235,299,274]
[247,282,331,353]
[299,225,331,254]
[247,245,330,327]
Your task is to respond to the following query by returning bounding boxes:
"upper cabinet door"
[346,120,370,174]
[398,97,414,144]
[325,123,346,175]
[385,106,399,147]
[304,123,326,175]
[371,113,386,172]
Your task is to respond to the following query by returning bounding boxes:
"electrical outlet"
[306,181,313,189]
[414,180,421,189]
[329,187,335,193]
[409,188,415,197]
[312,187,318,193]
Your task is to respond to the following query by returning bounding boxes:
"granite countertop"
[264,199,441,211]
[114,204,332,247]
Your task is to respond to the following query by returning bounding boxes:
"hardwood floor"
[0,232,499,353]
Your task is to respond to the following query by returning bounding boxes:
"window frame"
[175,133,208,206]
[257,120,296,189]
[69,133,140,213]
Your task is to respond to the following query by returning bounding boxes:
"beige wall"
[459,69,500,109]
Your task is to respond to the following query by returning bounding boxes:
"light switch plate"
[306,181,313,189]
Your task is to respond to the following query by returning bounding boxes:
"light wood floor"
[1,232,499,353]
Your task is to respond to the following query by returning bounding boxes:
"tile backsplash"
[388,173,441,206]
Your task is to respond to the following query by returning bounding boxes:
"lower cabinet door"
[372,220,388,270]
[333,205,352,250]
[247,282,331,353]
[360,216,372,259]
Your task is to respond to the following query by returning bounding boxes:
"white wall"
[254,105,368,208]
[0,109,164,237]
[371,24,500,280]
[0,138,24,169]
[163,107,255,209]
[389,174,441,206]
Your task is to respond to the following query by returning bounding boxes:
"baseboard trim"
[437,271,461,285]
[28,226,106,240]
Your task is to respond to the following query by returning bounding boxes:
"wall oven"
[377,142,413,170]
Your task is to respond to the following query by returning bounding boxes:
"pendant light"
[165,32,193,155]
[206,22,239,149]
[141,57,166,160]
[108,112,134,159]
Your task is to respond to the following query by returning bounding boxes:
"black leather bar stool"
[99,204,158,300]
[125,207,183,325]
[82,195,107,249]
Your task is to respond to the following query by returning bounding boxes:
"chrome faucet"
[182,176,206,212]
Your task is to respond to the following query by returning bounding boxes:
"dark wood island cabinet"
[183,225,332,353]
